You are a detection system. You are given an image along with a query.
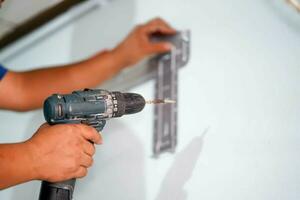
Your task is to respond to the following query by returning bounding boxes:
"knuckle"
[90,157,94,166]
[92,132,100,141]
[95,132,101,139]
[150,17,161,25]
[82,125,95,134]
[154,17,162,22]
[136,26,145,34]
[88,126,97,133]
[87,143,95,155]
[91,145,96,155]
[135,24,143,30]
[82,169,88,176]
[145,46,154,53]
[78,168,88,178]
[73,124,83,133]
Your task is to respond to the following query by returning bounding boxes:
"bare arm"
[0,18,176,111]
[0,142,35,189]
[0,123,102,189]
[0,50,125,111]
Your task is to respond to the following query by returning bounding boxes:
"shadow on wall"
[75,120,145,200]
[155,128,209,200]
[8,110,206,200]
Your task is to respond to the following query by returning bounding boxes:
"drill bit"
[145,99,176,104]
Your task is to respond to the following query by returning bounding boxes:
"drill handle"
[82,119,106,132]
[38,120,105,200]
[39,179,76,200]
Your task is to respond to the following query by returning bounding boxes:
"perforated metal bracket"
[151,30,190,157]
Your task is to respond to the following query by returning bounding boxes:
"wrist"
[110,47,131,69]
[22,140,42,180]
[88,49,126,74]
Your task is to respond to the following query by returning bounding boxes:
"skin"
[0,124,101,188]
[0,17,176,189]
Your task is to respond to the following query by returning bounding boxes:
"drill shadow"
[155,128,209,200]
[75,120,146,200]
[8,111,207,200]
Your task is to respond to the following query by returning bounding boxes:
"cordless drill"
[39,89,148,200]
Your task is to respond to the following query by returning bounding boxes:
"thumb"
[147,42,173,54]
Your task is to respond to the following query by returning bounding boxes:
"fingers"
[146,42,173,54]
[74,153,93,178]
[82,141,96,156]
[139,18,175,54]
[77,124,102,144]
[111,17,175,66]
[74,127,97,179]
[74,167,88,178]
[142,17,176,35]
[80,152,93,168]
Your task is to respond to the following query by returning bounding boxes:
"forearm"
[0,18,176,111]
[0,142,36,189]
[0,50,125,111]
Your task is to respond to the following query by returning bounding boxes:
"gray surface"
[154,54,178,155]
[152,31,190,156]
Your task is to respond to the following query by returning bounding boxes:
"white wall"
[0,0,300,200]
[0,0,64,37]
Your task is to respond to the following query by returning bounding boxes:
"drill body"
[39,89,146,200]
[44,89,146,131]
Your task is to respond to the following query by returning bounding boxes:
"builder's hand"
[113,17,177,67]
[25,123,102,182]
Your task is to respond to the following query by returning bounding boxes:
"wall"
[0,0,300,200]
[0,0,64,37]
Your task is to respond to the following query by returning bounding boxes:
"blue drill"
[39,88,146,200]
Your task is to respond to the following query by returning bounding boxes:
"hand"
[25,123,102,182]
[113,17,177,67]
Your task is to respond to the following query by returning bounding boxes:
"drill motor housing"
[43,89,146,131]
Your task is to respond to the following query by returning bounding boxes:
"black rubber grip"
[39,179,76,200]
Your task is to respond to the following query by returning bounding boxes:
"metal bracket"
[151,30,190,157]
[100,30,190,156]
